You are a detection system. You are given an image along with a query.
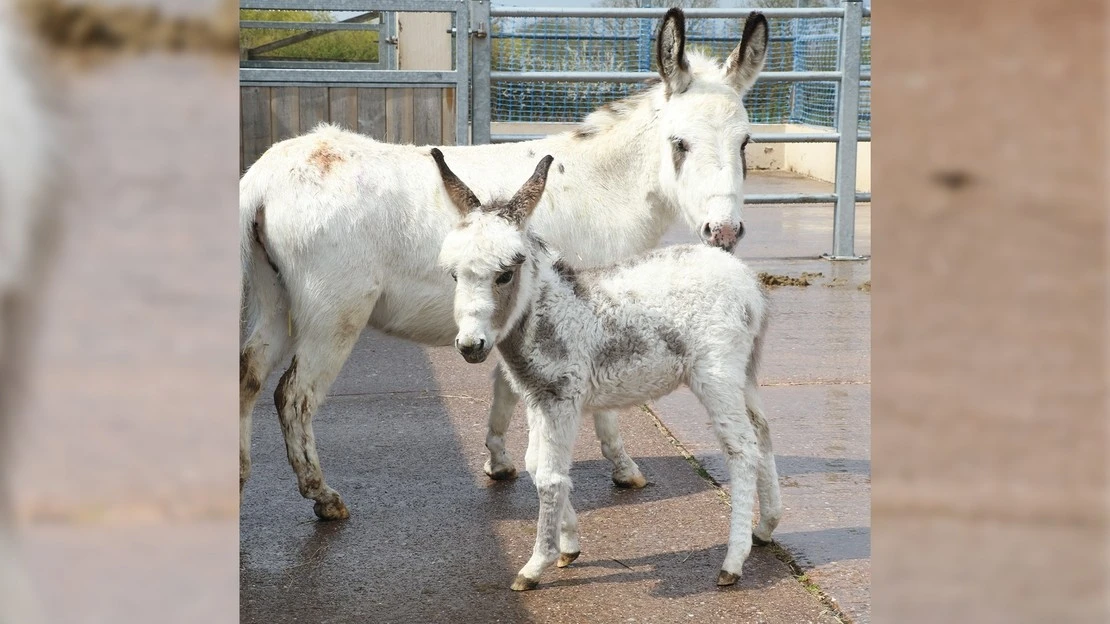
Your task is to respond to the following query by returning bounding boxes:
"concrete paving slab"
[241,332,842,624]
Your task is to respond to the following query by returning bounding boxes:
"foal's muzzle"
[456,338,490,364]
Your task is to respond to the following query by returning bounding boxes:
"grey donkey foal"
[433,148,783,590]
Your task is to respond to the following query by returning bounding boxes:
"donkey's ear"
[505,155,554,224]
[655,8,692,98]
[430,148,481,216]
[725,12,769,95]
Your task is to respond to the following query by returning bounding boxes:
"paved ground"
[239,173,871,623]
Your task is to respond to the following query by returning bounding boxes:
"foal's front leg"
[512,400,582,591]
[484,363,520,480]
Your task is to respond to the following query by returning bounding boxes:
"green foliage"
[240,10,379,62]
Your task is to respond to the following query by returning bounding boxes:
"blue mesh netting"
[490,12,870,131]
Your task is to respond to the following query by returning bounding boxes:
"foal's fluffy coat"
[435,149,782,590]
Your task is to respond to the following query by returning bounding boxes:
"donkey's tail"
[239,166,288,340]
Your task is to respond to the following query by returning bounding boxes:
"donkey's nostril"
[477,339,486,351]
[702,223,713,239]
[736,222,746,240]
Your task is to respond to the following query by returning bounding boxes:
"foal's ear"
[430,148,482,216]
[505,155,554,224]
[724,12,769,95]
[655,8,692,98]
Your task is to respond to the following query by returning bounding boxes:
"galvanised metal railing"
[474,1,871,260]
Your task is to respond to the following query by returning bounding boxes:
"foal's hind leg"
[689,367,762,586]
[593,410,646,488]
[275,294,377,520]
[745,384,782,545]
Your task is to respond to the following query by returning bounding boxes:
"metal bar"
[245,11,380,57]
[241,60,384,69]
[470,0,492,145]
[490,70,841,83]
[240,21,382,31]
[489,33,797,43]
[242,0,466,11]
[240,68,460,86]
[381,11,397,70]
[454,6,471,144]
[491,132,871,144]
[491,7,845,18]
[746,193,870,205]
[831,0,864,259]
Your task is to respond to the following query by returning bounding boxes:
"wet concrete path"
[240,173,870,623]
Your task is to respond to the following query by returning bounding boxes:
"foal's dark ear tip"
[430,147,444,162]
[541,155,555,167]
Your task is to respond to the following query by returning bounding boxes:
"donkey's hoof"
[717,570,740,586]
[751,532,773,546]
[510,575,540,591]
[557,551,580,568]
[613,472,648,489]
[313,499,350,521]
[485,462,519,481]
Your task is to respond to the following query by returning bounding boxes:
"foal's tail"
[239,166,288,340]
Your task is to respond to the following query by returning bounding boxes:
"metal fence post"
[828,0,866,260]
[470,0,492,145]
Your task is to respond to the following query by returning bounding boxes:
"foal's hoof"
[313,499,350,521]
[717,570,740,586]
[485,463,519,481]
[557,551,580,568]
[612,472,648,489]
[751,532,773,547]
[510,575,540,591]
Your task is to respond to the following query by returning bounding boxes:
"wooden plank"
[241,86,271,172]
[385,88,414,144]
[357,88,387,141]
[397,13,452,70]
[440,88,456,146]
[412,88,441,146]
[329,87,359,131]
[270,86,299,143]
[299,87,329,133]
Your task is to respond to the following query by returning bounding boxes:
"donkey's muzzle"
[456,338,490,364]
[702,221,745,253]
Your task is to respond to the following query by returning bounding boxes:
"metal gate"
[239,1,870,259]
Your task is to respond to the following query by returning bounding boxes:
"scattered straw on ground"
[759,271,823,288]
[858,280,871,293]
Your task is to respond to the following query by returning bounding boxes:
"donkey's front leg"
[484,362,520,480]
[512,401,581,591]
[593,410,646,489]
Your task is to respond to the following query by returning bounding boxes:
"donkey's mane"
[572,50,725,140]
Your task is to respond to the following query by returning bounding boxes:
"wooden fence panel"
[241,86,271,172]
[240,86,460,171]
[271,87,299,144]
[298,87,329,133]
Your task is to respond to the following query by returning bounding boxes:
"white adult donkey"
[239,8,770,520]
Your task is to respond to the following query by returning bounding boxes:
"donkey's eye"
[670,137,689,153]
[495,270,514,285]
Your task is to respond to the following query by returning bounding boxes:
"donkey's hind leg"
[484,363,520,480]
[275,292,378,520]
[240,305,292,495]
[593,410,646,488]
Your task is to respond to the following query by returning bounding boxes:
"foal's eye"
[670,137,689,153]
[495,270,514,285]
